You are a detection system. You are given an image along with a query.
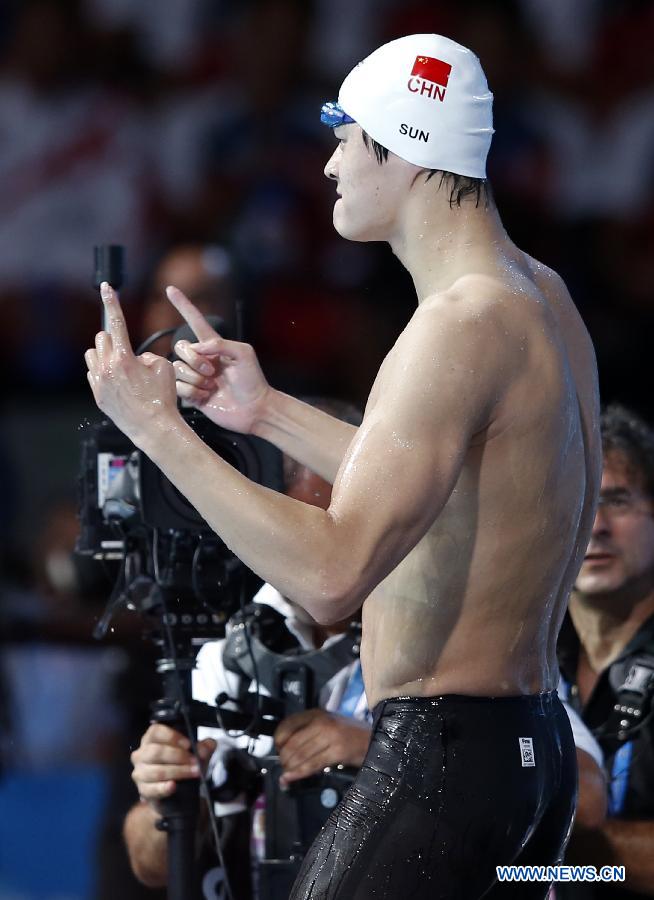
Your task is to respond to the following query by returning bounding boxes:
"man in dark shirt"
[558,404,654,897]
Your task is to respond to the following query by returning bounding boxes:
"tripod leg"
[158,779,201,900]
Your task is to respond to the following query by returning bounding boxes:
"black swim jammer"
[290,692,577,899]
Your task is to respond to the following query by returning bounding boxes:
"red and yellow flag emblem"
[411,55,452,87]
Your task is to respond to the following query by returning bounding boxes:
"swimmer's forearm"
[141,417,358,622]
[252,390,357,483]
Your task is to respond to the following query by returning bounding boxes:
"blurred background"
[1,0,653,897]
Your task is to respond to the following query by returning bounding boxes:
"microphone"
[93,244,125,331]
[93,245,125,291]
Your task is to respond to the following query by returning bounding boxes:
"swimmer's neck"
[389,189,513,302]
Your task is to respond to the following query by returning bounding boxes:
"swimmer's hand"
[166,285,272,434]
[274,708,371,787]
[85,283,179,445]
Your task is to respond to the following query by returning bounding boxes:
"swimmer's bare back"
[345,250,601,708]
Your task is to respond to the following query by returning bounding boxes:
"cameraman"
[123,401,369,898]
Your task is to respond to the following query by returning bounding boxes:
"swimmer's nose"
[324,147,339,181]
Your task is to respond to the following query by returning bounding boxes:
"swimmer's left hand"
[84,282,180,445]
[274,708,371,787]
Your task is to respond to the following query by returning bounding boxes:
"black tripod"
[144,587,283,900]
[151,633,203,900]
[93,558,236,900]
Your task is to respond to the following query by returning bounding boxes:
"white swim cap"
[334,34,494,179]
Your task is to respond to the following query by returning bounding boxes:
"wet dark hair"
[361,130,491,209]
[361,131,391,165]
[601,403,654,499]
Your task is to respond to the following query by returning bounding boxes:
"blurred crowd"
[1,0,654,897]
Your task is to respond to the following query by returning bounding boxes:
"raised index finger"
[165,285,219,343]
[100,282,132,355]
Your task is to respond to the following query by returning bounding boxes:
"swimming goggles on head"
[320,101,356,128]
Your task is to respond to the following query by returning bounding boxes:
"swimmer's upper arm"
[319,296,513,619]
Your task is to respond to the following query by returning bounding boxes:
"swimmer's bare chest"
[357,278,598,707]
[359,447,524,706]
[358,334,498,701]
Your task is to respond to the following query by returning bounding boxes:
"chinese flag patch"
[411,55,452,87]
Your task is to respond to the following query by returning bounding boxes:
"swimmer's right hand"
[166,285,272,434]
[130,723,217,812]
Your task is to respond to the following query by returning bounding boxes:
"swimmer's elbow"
[304,567,367,626]
[298,518,373,624]
[307,597,359,627]
[309,599,353,627]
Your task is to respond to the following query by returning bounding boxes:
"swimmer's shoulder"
[400,278,527,389]
[415,273,522,334]
[420,264,585,347]
[522,253,573,304]
[421,272,502,305]
[521,253,597,360]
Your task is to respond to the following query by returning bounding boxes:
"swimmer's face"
[575,453,654,599]
[324,124,415,242]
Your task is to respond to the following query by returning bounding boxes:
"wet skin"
[358,258,600,704]
[85,127,601,709]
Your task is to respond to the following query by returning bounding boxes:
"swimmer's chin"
[332,206,381,243]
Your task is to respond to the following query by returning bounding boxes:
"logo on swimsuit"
[519,737,535,767]
[407,55,452,102]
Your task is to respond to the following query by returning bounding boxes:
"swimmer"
[85,33,600,899]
